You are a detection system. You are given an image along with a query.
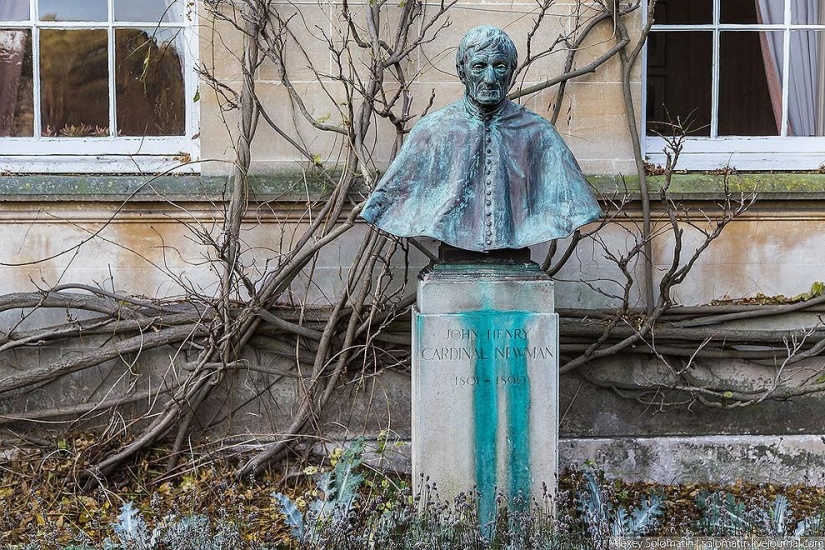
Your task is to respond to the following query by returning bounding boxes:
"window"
[645,0,825,170]
[0,0,198,174]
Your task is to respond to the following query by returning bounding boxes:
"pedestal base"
[412,261,559,526]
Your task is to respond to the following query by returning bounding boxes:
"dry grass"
[2,434,825,546]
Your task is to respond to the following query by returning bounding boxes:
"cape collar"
[462,94,510,122]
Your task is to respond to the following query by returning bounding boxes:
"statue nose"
[483,67,496,83]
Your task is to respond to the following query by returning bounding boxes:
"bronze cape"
[360,98,602,252]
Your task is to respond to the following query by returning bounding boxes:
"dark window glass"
[0,29,33,136]
[718,31,781,135]
[653,0,713,25]
[721,0,761,24]
[40,29,109,136]
[646,31,713,136]
[116,28,185,136]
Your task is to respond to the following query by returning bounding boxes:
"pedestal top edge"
[418,261,553,283]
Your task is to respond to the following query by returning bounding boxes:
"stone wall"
[3,185,824,312]
[197,0,642,176]
[2,0,825,484]
[2,182,825,483]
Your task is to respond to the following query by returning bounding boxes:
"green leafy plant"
[575,467,664,540]
[98,502,246,550]
[273,439,366,545]
[104,502,159,550]
[768,494,791,536]
[796,512,825,536]
[694,490,824,536]
[695,490,750,535]
[754,494,818,537]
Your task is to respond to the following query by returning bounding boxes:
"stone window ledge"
[591,173,825,201]
[2,173,825,202]
[0,175,334,203]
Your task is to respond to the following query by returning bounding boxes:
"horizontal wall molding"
[2,174,825,223]
[306,434,825,486]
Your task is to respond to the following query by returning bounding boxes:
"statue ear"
[456,58,466,84]
[507,55,518,87]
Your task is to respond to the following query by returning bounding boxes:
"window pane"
[755,0,787,25]
[719,31,782,136]
[40,29,109,136]
[653,0,713,25]
[721,0,762,24]
[38,0,107,22]
[115,0,184,23]
[0,0,29,20]
[788,30,825,136]
[792,0,824,25]
[116,28,185,136]
[646,31,712,137]
[0,29,32,136]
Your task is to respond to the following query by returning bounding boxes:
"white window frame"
[644,0,825,171]
[0,0,200,174]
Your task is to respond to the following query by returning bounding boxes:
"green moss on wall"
[589,173,825,199]
[2,171,825,202]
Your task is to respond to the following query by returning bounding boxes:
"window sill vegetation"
[0,173,339,202]
[591,172,825,201]
[3,172,825,203]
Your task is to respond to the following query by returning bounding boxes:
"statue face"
[462,46,511,108]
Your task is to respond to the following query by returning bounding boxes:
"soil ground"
[1,437,824,545]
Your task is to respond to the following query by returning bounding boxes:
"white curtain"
[0,1,29,136]
[162,0,185,76]
[756,0,823,136]
[819,1,825,134]
[0,1,28,20]
[163,0,185,22]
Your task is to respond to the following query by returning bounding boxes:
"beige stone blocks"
[4,199,825,311]
[0,204,223,299]
[413,263,560,519]
[200,80,351,175]
[652,216,825,306]
[198,0,643,176]
[417,3,571,82]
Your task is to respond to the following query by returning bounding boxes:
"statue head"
[456,26,518,110]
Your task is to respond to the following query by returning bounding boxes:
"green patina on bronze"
[464,309,532,534]
[470,311,499,535]
[358,26,602,252]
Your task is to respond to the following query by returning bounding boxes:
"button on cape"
[360,98,602,252]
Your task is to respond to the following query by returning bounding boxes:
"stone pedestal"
[412,260,559,526]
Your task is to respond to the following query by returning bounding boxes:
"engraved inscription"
[446,329,478,340]
[495,346,552,360]
[445,328,532,340]
[455,375,528,386]
[422,347,489,360]
[421,324,553,363]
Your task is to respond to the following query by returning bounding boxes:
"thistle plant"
[575,467,664,543]
[273,439,366,547]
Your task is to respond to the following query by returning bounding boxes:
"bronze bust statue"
[360,26,601,252]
